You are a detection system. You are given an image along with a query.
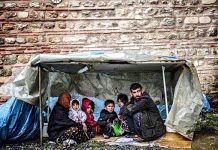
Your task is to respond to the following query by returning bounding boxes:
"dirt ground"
[0,132,217,150]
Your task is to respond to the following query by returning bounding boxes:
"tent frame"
[38,61,186,144]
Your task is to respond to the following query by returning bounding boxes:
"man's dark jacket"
[122,93,166,141]
[47,103,81,141]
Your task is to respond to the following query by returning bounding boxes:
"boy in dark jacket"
[97,99,118,139]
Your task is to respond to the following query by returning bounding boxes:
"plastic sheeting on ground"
[0,97,39,145]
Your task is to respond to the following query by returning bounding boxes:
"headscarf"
[57,92,71,109]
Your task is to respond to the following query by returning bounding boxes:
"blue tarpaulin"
[202,94,211,113]
[0,97,39,145]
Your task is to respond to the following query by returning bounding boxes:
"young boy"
[117,93,135,135]
[69,99,87,131]
[97,99,118,139]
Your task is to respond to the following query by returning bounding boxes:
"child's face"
[86,105,93,114]
[118,99,124,108]
[72,103,79,111]
[105,103,115,113]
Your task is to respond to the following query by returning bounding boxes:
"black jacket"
[97,109,118,126]
[47,103,81,141]
[122,93,166,141]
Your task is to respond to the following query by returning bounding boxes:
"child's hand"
[83,124,87,132]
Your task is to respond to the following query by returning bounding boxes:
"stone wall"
[0,0,218,95]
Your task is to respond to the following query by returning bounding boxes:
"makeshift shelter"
[0,52,203,144]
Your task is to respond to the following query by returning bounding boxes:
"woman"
[47,92,94,145]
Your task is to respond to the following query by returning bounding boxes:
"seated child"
[69,99,87,131]
[81,98,100,135]
[97,99,118,139]
[117,93,135,135]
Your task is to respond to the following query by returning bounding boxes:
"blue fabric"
[156,105,172,120]
[202,94,211,113]
[0,97,39,144]
[47,93,120,122]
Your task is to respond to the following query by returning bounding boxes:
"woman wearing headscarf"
[47,92,94,145]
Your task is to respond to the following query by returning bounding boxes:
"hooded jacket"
[121,93,166,141]
[68,100,87,124]
[81,98,97,127]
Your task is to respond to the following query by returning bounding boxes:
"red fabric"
[81,98,97,127]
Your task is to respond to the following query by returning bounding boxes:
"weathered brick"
[30,2,40,8]
[5,3,16,8]
[16,37,26,44]
[5,38,16,44]
[26,37,38,43]
[3,54,17,65]
[199,16,211,24]
[2,23,15,31]
[17,12,28,18]
[202,0,217,4]
[69,1,81,7]
[17,55,30,64]
[207,27,217,36]
[0,38,5,45]
[161,18,175,26]
[5,12,17,19]
[184,17,198,24]
[49,37,62,43]
[44,22,55,29]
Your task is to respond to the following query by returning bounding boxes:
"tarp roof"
[0,52,203,140]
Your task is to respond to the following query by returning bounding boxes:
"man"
[121,83,166,142]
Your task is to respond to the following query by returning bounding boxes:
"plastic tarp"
[0,97,39,144]
[0,52,204,140]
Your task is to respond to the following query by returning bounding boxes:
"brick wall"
[0,0,218,94]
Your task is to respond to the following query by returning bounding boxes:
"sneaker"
[103,134,110,139]
[125,133,138,138]
[63,139,77,146]
[48,141,56,145]
[133,136,145,142]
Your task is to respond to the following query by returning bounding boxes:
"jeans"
[133,112,142,135]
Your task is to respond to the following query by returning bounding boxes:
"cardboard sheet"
[92,132,192,149]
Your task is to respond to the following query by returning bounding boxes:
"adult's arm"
[127,96,151,115]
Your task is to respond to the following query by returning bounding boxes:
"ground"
[0,131,218,150]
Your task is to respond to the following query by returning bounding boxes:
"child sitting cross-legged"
[97,99,118,139]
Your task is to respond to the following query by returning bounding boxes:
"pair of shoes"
[103,134,110,139]
[133,136,145,142]
[63,139,77,146]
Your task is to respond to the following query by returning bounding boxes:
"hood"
[81,98,95,112]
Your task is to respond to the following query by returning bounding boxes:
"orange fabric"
[57,92,71,109]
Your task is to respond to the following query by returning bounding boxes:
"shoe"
[133,136,145,142]
[103,134,110,139]
[63,139,77,146]
[125,134,138,138]
[48,141,56,145]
